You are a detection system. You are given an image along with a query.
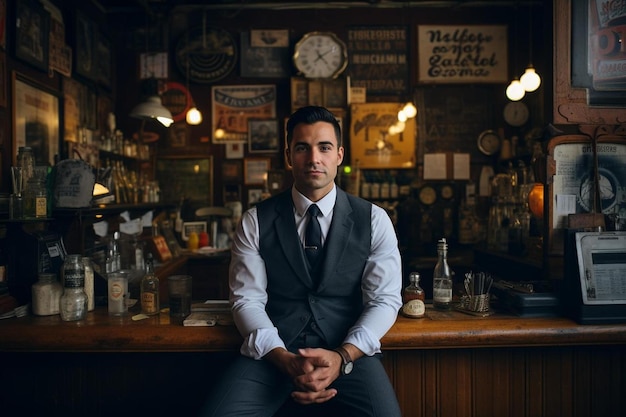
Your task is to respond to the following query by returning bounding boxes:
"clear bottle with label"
[60,254,88,321]
[402,272,425,318]
[140,253,159,315]
[433,238,453,310]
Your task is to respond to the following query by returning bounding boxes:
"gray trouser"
[199,353,402,417]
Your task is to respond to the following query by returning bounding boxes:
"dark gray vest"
[256,188,372,349]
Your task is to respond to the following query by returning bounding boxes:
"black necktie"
[305,204,322,267]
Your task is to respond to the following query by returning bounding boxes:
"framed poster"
[347,26,409,96]
[248,119,280,153]
[156,157,213,205]
[75,12,95,80]
[240,30,290,78]
[244,157,270,185]
[12,73,59,166]
[212,85,277,142]
[62,76,81,143]
[554,0,626,124]
[248,188,263,207]
[417,25,508,84]
[349,102,416,169]
[221,160,242,181]
[546,134,626,255]
[15,0,49,71]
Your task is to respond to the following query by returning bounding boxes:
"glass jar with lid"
[60,254,88,321]
[31,273,62,316]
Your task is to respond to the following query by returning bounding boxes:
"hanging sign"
[417,25,508,84]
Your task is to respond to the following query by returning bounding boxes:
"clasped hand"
[281,347,342,404]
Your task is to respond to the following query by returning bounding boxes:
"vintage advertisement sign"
[589,0,626,91]
[417,25,508,84]
[349,102,416,169]
[347,26,408,96]
[211,85,276,143]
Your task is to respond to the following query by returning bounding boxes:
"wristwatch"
[334,346,354,375]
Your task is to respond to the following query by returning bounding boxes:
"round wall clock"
[175,26,237,84]
[477,129,501,156]
[503,101,529,127]
[293,32,347,79]
[418,186,437,205]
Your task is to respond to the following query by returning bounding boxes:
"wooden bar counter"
[1,306,625,416]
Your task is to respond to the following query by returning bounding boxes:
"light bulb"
[397,110,408,122]
[402,102,417,118]
[186,107,203,125]
[506,79,525,101]
[520,67,541,92]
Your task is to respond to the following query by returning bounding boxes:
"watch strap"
[334,346,352,366]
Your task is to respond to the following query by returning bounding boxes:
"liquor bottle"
[140,253,159,315]
[60,254,88,321]
[433,238,453,310]
[402,272,425,318]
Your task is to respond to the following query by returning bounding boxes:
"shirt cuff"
[343,325,381,357]
[240,327,286,360]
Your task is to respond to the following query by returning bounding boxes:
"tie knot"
[307,204,321,218]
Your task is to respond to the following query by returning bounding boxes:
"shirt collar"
[292,185,336,218]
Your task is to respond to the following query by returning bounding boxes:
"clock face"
[477,130,501,156]
[294,32,347,79]
[503,101,530,127]
[419,186,437,205]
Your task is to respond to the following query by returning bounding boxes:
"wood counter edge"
[1,310,625,353]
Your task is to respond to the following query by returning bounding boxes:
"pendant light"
[130,79,174,127]
[506,5,525,101]
[130,13,173,127]
[520,4,541,92]
[184,11,204,126]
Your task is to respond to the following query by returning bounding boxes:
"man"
[201,106,402,416]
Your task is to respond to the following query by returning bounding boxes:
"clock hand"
[314,48,333,63]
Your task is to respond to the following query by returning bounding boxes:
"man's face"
[286,121,344,201]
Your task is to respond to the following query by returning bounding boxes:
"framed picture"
[15,0,49,71]
[222,160,242,181]
[75,12,95,80]
[94,32,112,87]
[223,184,241,203]
[12,72,59,166]
[240,30,290,78]
[417,25,508,84]
[212,85,277,142]
[248,188,263,207]
[225,142,245,159]
[244,157,270,185]
[155,157,213,205]
[349,102,416,169]
[323,79,347,108]
[554,0,625,124]
[290,77,309,111]
[248,119,279,153]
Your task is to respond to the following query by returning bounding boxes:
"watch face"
[503,101,529,127]
[294,32,347,79]
[477,130,501,156]
[343,361,354,375]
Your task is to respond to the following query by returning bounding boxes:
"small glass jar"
[60,254,88,321]
[402,272,426,318]
[31,273,62,316]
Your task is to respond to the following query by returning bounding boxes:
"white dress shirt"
[229,185,403,360]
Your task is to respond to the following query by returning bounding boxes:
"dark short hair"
[286,106,342,148]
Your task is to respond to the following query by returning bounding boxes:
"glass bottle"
[60,254,88,321]
[402,272,426,318]
[31,273,62,316]
[82,257,95,311]
[17,146,35,188]
[433,238,453,310]
[140,253,160,315]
